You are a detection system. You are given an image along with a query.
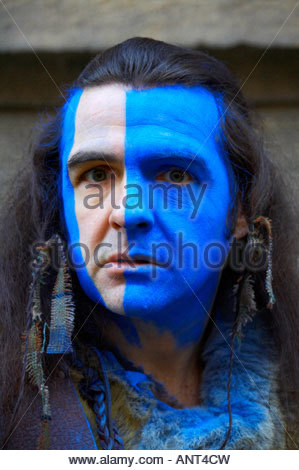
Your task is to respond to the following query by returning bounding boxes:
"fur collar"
[7,311,287,450]
[101,313,286,449]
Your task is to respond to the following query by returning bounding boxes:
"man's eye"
[83,168,108,183]
[157,168,193,184]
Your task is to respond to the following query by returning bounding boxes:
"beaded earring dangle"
[25,234,75,449]
[220,216,276,450]
[46,235,76,354]
[247,216,276,309]
[235,216,275,332]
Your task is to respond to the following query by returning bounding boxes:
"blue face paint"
[60,84,235,348]
[122,86,233,345]
[60,88,105,305]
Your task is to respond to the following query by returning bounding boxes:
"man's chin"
[97,291,125,315]
[103,297,162,318]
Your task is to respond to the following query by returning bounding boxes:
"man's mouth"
[103,253,160,267]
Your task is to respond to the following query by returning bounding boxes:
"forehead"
[61,83,222,161]
[74,83,127,129]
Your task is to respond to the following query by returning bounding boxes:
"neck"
[93,287,218,408]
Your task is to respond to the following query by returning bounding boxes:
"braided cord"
[93,384,124,450]
[77,347,124,450]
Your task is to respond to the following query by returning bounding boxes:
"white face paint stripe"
[61,85,127,312]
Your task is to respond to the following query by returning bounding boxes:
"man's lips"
[102,253,162,267]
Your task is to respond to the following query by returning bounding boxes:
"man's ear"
[233,204,249,239]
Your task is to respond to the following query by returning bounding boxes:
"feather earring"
[220,216,276,449]
[246,216,276,309]
[46,235,75,354]
[234,274,257,345]
[253,216,276,309]
[25,243,51,449]
[25,234,75,448]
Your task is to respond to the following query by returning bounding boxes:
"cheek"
[73,191,109,246]
[162,186,230,241]
[197,187,232,268]
[161,185,231,273]
[61,180,78,245]
[61,183,109,304]
[202,192,230,234]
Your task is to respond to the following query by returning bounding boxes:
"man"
[1,37,298,449]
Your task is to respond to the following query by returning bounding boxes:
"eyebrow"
[151,151,212,178]
[67,150,212,179]
[67,151,120,170]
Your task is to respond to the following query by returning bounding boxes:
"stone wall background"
[0,0,298,201]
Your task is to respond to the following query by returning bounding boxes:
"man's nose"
[108,179,154,232]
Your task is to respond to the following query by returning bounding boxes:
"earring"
[25,241,51,449]
[221,217,276,449]
[246,216,276,309]
[233,273,257,345]
[25,234,75,448]
[232,216,276,343]
[46,235,75,354]
[253,216,276,309]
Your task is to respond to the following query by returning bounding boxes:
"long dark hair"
[1,37,298,448]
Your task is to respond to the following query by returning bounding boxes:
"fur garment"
[94,313,286,449]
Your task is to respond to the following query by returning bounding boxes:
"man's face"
[60,84,234,338]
